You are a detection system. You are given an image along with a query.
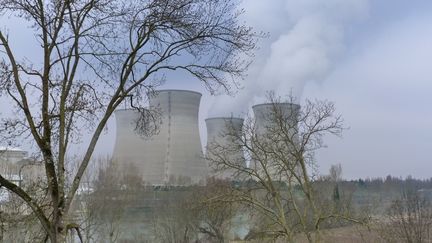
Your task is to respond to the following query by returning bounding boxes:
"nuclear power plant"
[253,103,300,137]
[252,103,301,178]
[112,89,300,185]
[112,90,207,185]
[205,117,245,179]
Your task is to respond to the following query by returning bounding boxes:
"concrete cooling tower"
[252,103,301,179]
[112,90,207,185]
[205,117,245,180]
[253,103,300,137]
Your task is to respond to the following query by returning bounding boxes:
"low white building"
[0,146,44,191]
[0,146,28,164]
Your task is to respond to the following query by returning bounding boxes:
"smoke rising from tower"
[208,0,369,117]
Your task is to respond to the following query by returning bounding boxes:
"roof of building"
[0,146,25,152]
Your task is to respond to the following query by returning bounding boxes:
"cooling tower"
[205,117,245,180]
[253,103,300,137]
[252,103,301,179]
[112,90,207,185]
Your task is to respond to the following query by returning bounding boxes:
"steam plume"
[208,0,369,117]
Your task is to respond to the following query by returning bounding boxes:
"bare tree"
[0,0,258,241]
[194,178,240,243]
[380,189,432,243]
[150,187,200,243]
[206,94,367,243]
[313,164,361,230]
[329,164,342,183]
[84,160,143,242]
[149,179,238,243]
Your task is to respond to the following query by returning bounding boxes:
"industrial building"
[252,103,300,137]
[112,90,207,185]
[205,117,245,179]
[0,147,44,203]
[0,147,28,164]
[112,89,301,185]
[252,103,301,179]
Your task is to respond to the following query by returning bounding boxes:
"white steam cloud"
[208,0,369,117]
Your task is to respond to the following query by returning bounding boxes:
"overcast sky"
[2,0,432,180]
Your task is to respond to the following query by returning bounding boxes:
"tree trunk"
[50,231,67,243]
[49,218,67,243]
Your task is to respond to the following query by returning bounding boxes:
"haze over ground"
[1,0,431,179]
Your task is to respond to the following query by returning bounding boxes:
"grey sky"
[1,0,432,179]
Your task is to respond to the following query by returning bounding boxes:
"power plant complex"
[112,89,300,185]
